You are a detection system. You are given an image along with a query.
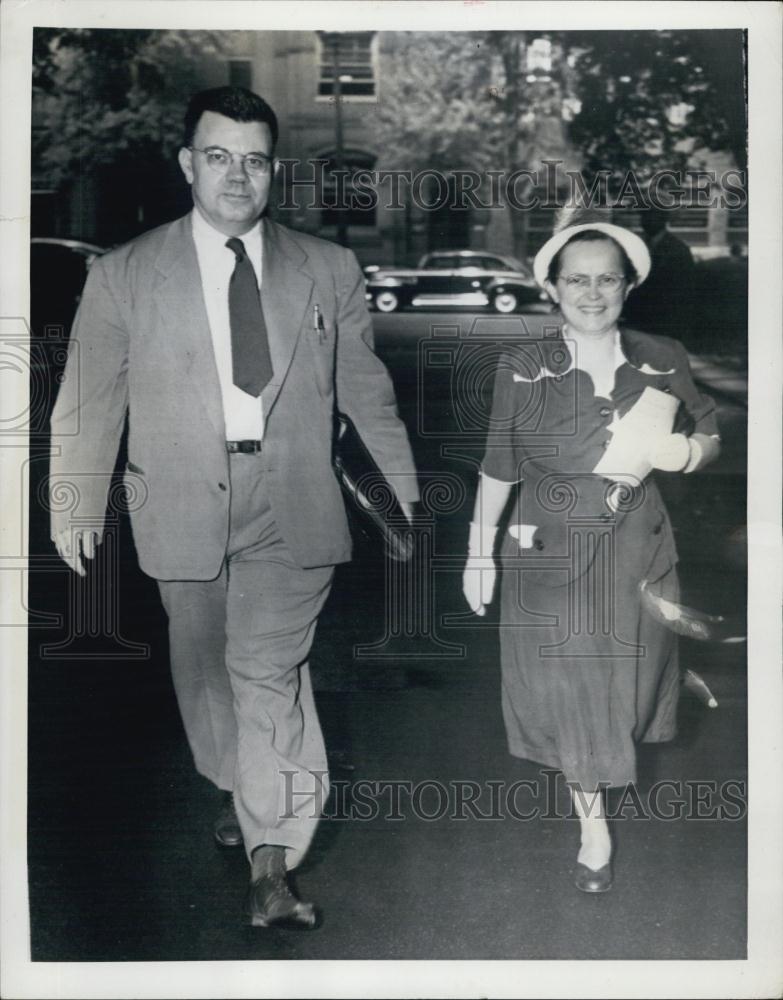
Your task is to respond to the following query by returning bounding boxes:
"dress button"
[599,406,612,416]
[534,539,545,551]
[218,482,227,491]
[653,523,662,535]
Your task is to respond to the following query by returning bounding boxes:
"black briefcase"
[332,412,415,562]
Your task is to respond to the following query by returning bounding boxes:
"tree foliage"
[372,29,745,255]
[374,30,745,184]
[564,30,746,182]
[32,28,228,188]
[372,33,503,173]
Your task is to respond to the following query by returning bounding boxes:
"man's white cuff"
[468,521,498,557]
[684,436,703,474]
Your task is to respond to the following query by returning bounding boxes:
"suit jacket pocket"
[307,325,336,397]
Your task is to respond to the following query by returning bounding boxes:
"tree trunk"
[507,204,530,263]
[497,33,531,262]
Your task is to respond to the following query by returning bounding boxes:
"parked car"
[364,249,549,314]
[30,238,106,335]
[29,239,106,429]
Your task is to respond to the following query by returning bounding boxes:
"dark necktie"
[225,237,273,397]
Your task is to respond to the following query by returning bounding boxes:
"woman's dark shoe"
[213,792,243,848]
[574,861,613,893]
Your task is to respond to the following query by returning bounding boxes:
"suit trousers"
[157,452,334,868]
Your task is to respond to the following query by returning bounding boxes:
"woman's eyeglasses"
[558,273,626,292]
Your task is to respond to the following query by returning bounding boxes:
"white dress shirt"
[191,208,265,440]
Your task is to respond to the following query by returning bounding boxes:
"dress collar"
[511,318,675,383]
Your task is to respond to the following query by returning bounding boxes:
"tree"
[374,32,583,257]
[373,30,746,258]
[564,30,746,182]
[32,28,229,237]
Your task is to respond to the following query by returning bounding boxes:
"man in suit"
[622,206,697,347]
[49,87,419,929]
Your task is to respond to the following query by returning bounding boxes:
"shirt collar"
[191,208,263,257]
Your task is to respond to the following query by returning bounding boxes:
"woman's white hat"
[532,207,651,288]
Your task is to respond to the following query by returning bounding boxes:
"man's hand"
[52,528,99,577]
[462,522,498,616]
[462,559,497,617]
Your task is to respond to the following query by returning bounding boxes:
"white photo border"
[1,2,780,998]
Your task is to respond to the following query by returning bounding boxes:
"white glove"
[683,436,705,473]
[462,522,498,616]
[508,524,537,548]
[650,433,692,472]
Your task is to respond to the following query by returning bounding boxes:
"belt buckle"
[227,440,262,454]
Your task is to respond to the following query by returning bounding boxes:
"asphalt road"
[26,308,747,963]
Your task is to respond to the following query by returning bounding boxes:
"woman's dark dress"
[481,320,718,790]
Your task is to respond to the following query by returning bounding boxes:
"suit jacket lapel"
[153,215,226,440]
[260,220,314,418]
[151,215,315,437]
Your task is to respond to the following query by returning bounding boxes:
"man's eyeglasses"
[558,273,626,292]
[189,146,274,176]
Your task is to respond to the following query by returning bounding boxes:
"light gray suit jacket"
[49,213,419,579]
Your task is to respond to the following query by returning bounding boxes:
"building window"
[227,59,253,89]
[727,205,748,234]
[526,37,552,81]
[319,149,377,227]
[317,32,376,99]
[666,208,710,230]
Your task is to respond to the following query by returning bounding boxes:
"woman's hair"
[183,86,279,150]
[546,229,639,285]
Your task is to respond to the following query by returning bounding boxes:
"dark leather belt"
[226,440,262,454]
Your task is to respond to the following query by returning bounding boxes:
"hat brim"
[533,222,651,288]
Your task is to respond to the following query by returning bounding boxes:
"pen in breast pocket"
[314,304,326,340]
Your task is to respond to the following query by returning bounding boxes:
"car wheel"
[374,290,400,313]
[492,291,518,314]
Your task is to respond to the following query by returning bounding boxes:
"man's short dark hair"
[546,229,639,285]
[183,87,279,149]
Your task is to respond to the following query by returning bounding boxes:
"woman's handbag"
[332,412,415,562]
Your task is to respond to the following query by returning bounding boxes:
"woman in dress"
[462,214,720,892]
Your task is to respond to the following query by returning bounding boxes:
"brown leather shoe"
[213,792,243,848]
[245,848,320,929]
[574,861,613,893]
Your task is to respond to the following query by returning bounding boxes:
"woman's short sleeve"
[481,354,527,483]
[671,341,720,437]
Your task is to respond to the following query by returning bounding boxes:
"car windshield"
[424,256,459,269]
[422,254,523,272]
